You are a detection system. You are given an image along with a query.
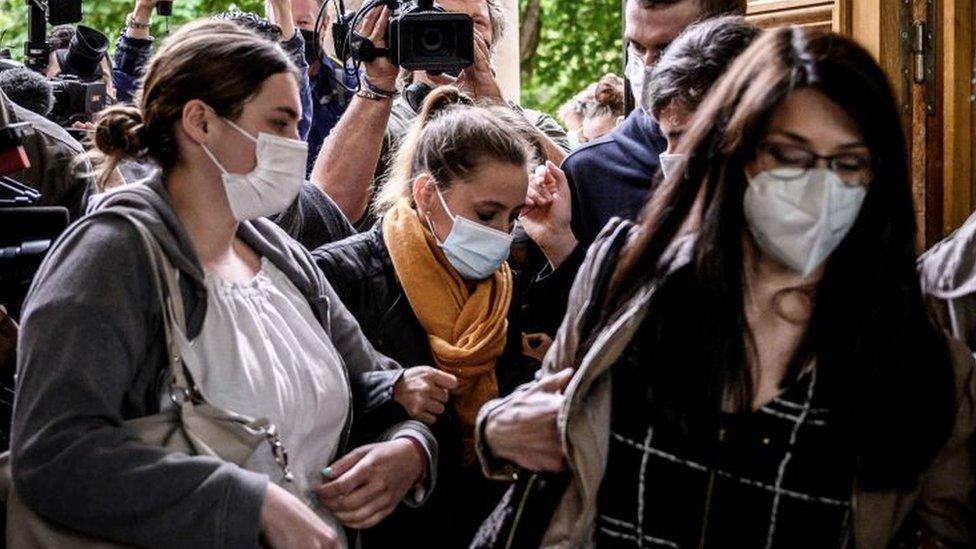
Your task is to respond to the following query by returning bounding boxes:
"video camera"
[332,0,474,74]
[22,1,108,126]
[47,25,109,126]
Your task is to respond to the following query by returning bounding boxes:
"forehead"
[248,73,302,111]
[625,0,702,46]
[452,160,529,205]
[765,88,863,148]
[436,0,490,19]
[656,100,692,129]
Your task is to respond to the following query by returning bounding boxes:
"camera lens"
[419,28,444,53]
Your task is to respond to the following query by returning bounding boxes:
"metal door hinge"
[901,0,937,115]
[970,54,975,104]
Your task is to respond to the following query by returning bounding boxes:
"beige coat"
[478,220,976,548]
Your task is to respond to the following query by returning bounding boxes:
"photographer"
[267,0,361,173]
[1,88,93,220]
[309,0,570,232]
[44,24,116,103]
[113,0,315,140]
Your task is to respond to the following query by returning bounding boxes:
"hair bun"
[419,85,475,124]
[93,105,145,158]
[594,73,625,113]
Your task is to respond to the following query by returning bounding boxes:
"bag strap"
[93,210,296,481]
[87,210,199,406]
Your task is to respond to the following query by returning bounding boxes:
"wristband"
[362,75,397,99]
[126,14,152,30]
[356,88,393,102]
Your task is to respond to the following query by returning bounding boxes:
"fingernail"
[321,467,332,478]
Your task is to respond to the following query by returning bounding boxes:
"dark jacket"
[312,222,539,547]
[3,90,92,220]
[563,109,667,248]
[11,176,435,548]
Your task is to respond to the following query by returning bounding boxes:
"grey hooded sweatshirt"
[11,176,435,548]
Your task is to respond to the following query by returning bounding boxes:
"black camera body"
[48,75,106,126]
[387,1,473,72]
[336,0,474,74]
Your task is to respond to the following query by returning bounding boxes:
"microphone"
[157,1,173,16]
[0,91,30,178]
[0,67,55,117]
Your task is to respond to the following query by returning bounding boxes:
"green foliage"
[519,0,623,118]
[0,0,620,118]
[0,1,266,60]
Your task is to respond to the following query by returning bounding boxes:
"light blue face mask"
[426,185,514,281]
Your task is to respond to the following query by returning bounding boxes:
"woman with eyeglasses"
[474,27,976,548]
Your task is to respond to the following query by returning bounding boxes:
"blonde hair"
[373,86,533,216]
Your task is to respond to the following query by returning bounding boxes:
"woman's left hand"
[520,161,578,269]
[314,439,423,529]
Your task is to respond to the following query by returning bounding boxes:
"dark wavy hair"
[606,27,956,491]
[643,15,759,119]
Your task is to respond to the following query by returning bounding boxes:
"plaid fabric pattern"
[596,365,854,549]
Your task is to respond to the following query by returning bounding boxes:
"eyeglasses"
[756,142,874,186]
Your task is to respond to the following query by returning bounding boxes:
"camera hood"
[55,25,108,79]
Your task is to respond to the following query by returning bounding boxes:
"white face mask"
[200,115,308,221]
[426,185,513,281]
[659,152,686,180]
[625,53,647,110]
[566,130,582,150]
[743,168,867,277]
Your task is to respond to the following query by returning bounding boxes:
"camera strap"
[349,31,388,63]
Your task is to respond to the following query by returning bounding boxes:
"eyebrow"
[767,129,867,150]
[273,106,300,121]
[475,200,509,210]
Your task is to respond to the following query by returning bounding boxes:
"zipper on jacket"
[698,427,725,549]
[506,472,538,549]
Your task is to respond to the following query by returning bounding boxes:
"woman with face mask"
[474,28,976,548]
[10,20,437,549]
[312,86,539,547]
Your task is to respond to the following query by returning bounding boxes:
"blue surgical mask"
[426,186,513,281]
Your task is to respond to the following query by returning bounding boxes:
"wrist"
[399,437,427,485]
[484,409,510,462]
[537,230,578,269]
[132,5,154,20]
[365,73,397,93]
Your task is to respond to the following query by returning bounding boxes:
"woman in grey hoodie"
[11,18,436,549]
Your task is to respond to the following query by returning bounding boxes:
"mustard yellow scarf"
[383,199,512,457]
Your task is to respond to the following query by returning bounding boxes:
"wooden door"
[746,0,846,33]
[747,0,976,248]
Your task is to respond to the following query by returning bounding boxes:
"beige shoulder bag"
[1,210,292,547]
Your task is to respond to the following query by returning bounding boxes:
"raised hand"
[519,161,578,269]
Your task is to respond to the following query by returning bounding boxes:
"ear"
[412,174,435,215]
[180,99,217,147]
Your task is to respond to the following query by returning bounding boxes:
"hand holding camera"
[335,0,475,79]
[446,30,503,102]
[359,5,399,92]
